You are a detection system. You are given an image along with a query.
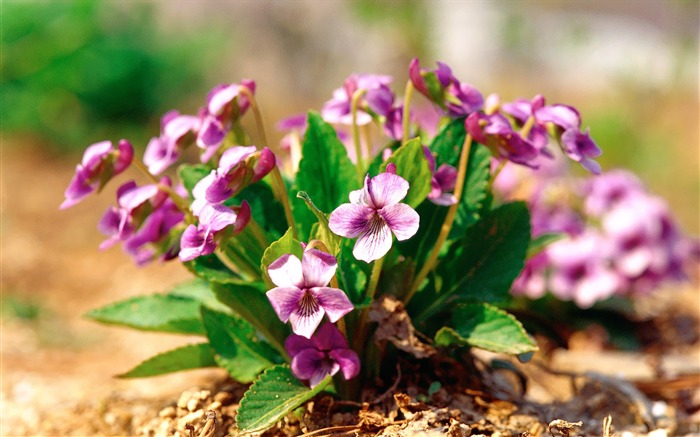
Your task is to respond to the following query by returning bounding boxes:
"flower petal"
[290,348,325,381]
[312,322,350,350]
[312,287,354,323]
[353,215,393,262]
[329,204,371,239]
[366,172,409,208]
[268,254,304,288]
[266,286,304,323]
[289,304,325,339]
[329,348,361,380]
[285,333,314,358]
[301,249,338,288]
[380,203,420,241]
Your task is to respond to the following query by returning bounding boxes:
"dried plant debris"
[369,295,436,359]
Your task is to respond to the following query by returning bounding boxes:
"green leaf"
[381,138,432,208]
[177,163,211,198]
[234,181,287,240]
[118,343,216,378]
[85,294,205,335]
[527,232,566,259]
[168,279,232,314]
[450,144,492,237]
[410,202,531,323]
[201,307,283,383]
[336,238,368,304]
[434,303,538,355]
[429,117,466,167]
[236,364,332,433]
[296,112,359,237]
[298,191,342,255]
[260,228,304,287]
[211,281,290,353]
[184,254,240,283]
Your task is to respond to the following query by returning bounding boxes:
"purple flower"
[285,323,360,388]
[409,58,483,118]
[196,80,256,161]
[144,110,200,175]
[179,201,251,262]
[423,147,457,206]
[546,232,620,308]
[465,112,540,168]
[321,74,395,126]
[97,180,161,250]
[122,197,185,265]
[266,249,354,339]
[190,146,276,216]
[329,169,420,262]
[583,169,645,216]
[61,139,134,209]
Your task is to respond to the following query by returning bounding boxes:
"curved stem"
[402,80,414,144]
[214,247,254,280]
[350,89,367,178]
[487,160,507,193]
[405,134,473,304]
[238,86,297,239]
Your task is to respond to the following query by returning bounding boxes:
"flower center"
[367,213,386,234]
[298,290,320,318]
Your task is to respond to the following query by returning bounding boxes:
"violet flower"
[321,74,395,126]
[144,110,200,175]
[61,139,134,209]
[266,249,354,339]
[286,323,360,388]
[329,167,420,262]
[179,201,251,262]
[122,197,185,265]
[465,112,540,168]
[423,147,457,206]
[197,80,256,161]
[409,58,483,118]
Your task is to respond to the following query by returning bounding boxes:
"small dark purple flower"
[196,80,256,161]
[409,58,483,118]
[266,249,354,339]
[329,170,420,262]
[144,110,200,175]
[285,323,360,388]
[423,147,457,206]
[321,74,395,125]
[465,112,540,168]
[61,139,134,209]
[179,201,251,262]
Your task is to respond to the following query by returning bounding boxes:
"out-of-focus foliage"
[1,2,225,151]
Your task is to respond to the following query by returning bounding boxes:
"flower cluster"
[507,167,698,307]
[62,57,696,413]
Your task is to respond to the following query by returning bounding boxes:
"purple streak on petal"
[353,215,393,262]
[266,286,304,323]
[379,203,420,241]
[268,254,304,288]
[328,204,371,239]
[289,304,325,339]
[311,287,354,322]
[179,224,214,261]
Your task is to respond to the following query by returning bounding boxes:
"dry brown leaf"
[369,295,436,359]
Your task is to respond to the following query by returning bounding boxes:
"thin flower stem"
[488,114,534,190]
[214,247,252,279]
[361,124,372,162]
[365,256,385,302]
[520,114,536,139]
[487,160,507,193]
[404,134,473,305]
[352,255,385,356]
[247,219,269,249]
[350,88,367,178]
[131,156,194,222]
[238,86,297,239]
[402,80,414,144]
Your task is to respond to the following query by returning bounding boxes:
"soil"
[2,144,699,436]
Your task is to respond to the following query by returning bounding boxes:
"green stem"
[487,160,507,193]
[402,80,414,144]
[365,256,385,302]
[404,134,473,305]
[214,247,255,280]
[247,218,269,249]
[350,88,367,178]
[238,86,297,239]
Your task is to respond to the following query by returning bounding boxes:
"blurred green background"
[2,0,698,231]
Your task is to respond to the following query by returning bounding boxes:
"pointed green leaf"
[450,144,492,237]
[527,232,566,259]
[233,182,287,239]
[236,364,332,433]
[184,254,240,283]
[297,191,342,255]
[168,279,231,314]
[211,281,290,353]
[381,138,432,208]
[429,117,466,167]
[85,294,205,335]
[296,112,359,237]
[410,202,531,323]
[118,343,216,378]
[201,307,283,383]
[434,303,538,355]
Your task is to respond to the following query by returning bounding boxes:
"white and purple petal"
[329,203,372,239]
[311,287,354,323]
[268,254,305,288]
[379,203,420,241]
